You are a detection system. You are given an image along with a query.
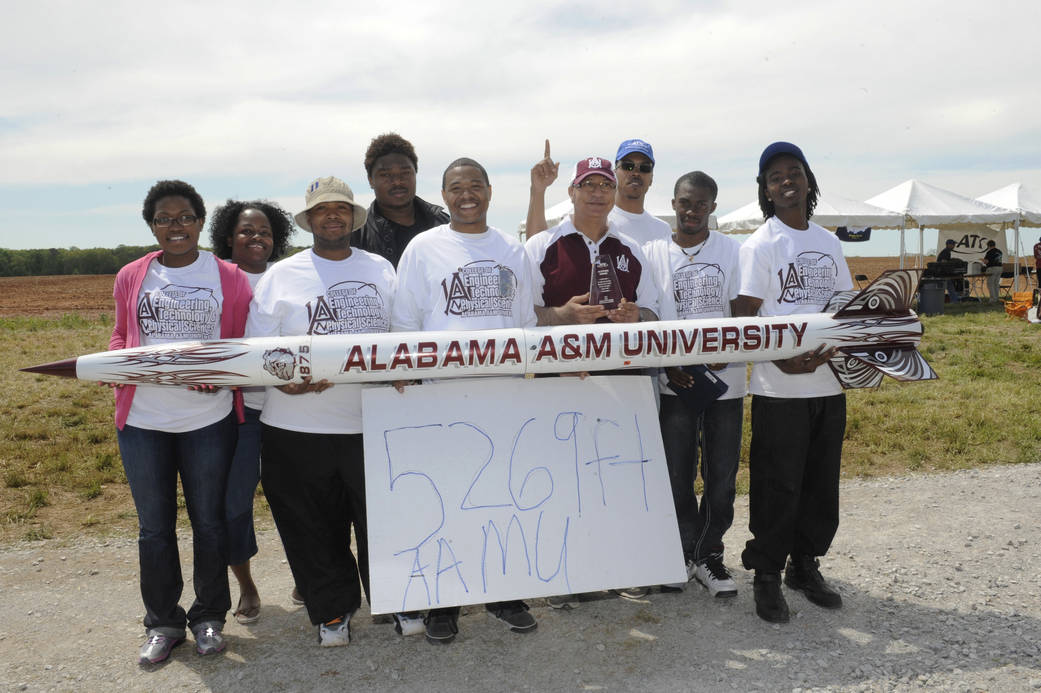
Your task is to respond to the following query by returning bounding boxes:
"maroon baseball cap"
[571,156,617,186]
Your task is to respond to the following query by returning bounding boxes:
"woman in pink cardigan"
[110,180,252,665]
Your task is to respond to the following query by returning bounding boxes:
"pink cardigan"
[109,250,253,430]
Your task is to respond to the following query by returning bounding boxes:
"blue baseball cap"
[758,141,809,177]
[615,138,654,164]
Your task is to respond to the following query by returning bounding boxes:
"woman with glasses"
[109,180,253,664]
[207,200,294,625]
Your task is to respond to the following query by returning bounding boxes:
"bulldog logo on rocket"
[263,348,296,381]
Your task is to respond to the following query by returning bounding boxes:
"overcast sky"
[2,0,1040,257]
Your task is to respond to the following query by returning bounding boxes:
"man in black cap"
[734,142,853,624]
[351,132,449,267]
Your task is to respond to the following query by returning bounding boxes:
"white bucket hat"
[294,176,368,232]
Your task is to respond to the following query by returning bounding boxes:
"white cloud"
[1,0,1040,252]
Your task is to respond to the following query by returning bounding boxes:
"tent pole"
[899,223,906,269]
[1014,218,1021,292]
[918,224,924,269]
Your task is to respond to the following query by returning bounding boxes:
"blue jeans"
[117,413,235,632]
[659,395,743,561]
[226,406,261,565]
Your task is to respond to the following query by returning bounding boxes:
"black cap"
[758,141,809,177]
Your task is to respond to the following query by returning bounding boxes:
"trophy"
[589,253,622,310]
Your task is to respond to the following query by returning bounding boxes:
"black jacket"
[350,196,449,268]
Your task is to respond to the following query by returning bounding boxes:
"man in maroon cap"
[524,156,662,608]
[525,156,660,327]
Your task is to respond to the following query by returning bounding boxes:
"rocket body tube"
[26,313,926,388]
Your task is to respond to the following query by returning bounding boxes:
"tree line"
[0,246,162,277]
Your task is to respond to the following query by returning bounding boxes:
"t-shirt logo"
[776,252,840,305]
[616,254,630,273]
[137,284,219,339]
[672,262,725,317]
[440,260,516,318]
[306,280,389,334]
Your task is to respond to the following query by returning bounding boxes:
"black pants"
[261,425,369,625]
[741,394,845,574]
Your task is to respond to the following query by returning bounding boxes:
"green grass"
[0,304,1038,542]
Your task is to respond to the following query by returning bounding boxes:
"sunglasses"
[617,161,654,173]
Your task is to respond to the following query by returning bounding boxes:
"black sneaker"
[784,555,842,609]
[486,601,537,633]
[424,608,459,645]
[753,571,790,623]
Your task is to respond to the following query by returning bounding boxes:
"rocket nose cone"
[20,357,79,378]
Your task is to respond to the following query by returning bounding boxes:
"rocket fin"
[832,269,923,319]
[827,353,885,390]
[831,345,939,389]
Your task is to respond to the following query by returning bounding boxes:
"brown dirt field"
[0,274,116,317]
[0,261,901,317]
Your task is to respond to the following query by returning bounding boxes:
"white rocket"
[23,270,937,390]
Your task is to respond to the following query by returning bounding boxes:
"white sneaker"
[392,611,426,636]
[663,558,697,591]
[318,612,352,647]
[694,554,738,598]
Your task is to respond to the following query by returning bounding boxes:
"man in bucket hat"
[246,176,397,647]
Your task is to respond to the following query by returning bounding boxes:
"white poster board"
[362,375,686,615]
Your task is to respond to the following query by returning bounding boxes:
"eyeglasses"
[617,161,654,173]
[153,214,200,228]
[574,179,617,192]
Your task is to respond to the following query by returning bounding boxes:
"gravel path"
[2,463,1040,693]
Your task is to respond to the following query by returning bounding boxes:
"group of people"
[110,133,854,665]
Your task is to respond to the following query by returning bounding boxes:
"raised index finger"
[544,139,551,160]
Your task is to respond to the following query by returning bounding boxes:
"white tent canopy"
[976,183,1041,226]
[866,179,1018,269]
[717,194,903,234]
[976,182,1041,290]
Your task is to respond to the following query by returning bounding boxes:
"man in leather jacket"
[350,132,449,268]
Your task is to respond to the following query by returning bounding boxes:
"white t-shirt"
[739,216,853,398]
[245,248,396,434]
[127,251,232,432]
[646,232,747,400]
[392,224,537,332]
[608,207,672,249]
[241,266,268,411]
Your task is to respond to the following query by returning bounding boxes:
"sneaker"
[290,586,305,606]
[546,593,580,610]
[486,601,537,633]
[753,571,790,623]
[318,613,352,647]
[694,554,738,598]
[392,611,426,636]
[424,609,458,645]
[138,630,185,665]
[662,557,698,592]
[612,586,649,601]
[784,555,842,609]
[191,622,226,656]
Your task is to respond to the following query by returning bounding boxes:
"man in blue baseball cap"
[525,138,670,248]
